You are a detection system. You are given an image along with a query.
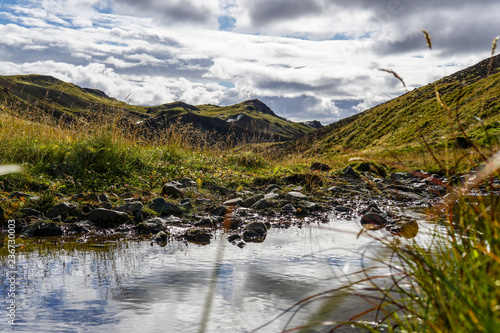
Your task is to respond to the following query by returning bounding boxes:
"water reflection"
[0,217,435,332]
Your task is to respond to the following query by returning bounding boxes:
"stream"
[1,213,435,332]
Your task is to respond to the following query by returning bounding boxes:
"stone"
[179,198,193,210]
[244,222,267,236]
[47,202,77,219]
[195,198,211,206]
[335,206,352,213]
[87,208,130,226]
[223,216,243,230]
[153,231,169,243]
[227,234,241,243]
[264,192,279,200]
[116,201,144,220]
[343,166,359,177]
[223,198,243,206]
[87,193,100,202]
[241,194,264,208]
[23,221,63,237]
[178,178,197,188]
[71,193,85,201]
[210,206,227,217]
[265,184,280,193]
[285,191,308,201]
[310,162,331,172]
[361,213,387,226]
[161,185,183,198]
[21,208,42,217]
[196,217,214,227]
[303,201,318,211]
[99,193,109,202]
[184,229,211,243]
[282,203,297,214]
[149,198,182,215]
[251,199,268,210]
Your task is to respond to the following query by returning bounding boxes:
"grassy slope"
[0,75,316,141]
[291,55,500,156]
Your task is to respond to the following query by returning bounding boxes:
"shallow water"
[1,214,435,333]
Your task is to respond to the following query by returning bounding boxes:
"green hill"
[289,54,500,156]
[0,74,318,142]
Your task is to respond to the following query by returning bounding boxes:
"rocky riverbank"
[1,163,493,247]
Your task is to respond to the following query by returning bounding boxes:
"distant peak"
[242,99,276,116]
[163,101,199,111]
[303,120,323,129]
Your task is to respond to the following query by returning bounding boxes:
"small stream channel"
[1,212,436,333]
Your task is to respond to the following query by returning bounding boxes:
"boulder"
[116,202,144,220]
[265,184,280,193]
[153,230,169,243]
[244,222,267,236]
[210,206,227,217]
[149,198,182,215]
[161,185,184,198]
[361,213,387,226]
[47,202,77,219]
[252,199,269,210]
[87,208,130,226]
[282,203,297,214]
[23,221,63,237]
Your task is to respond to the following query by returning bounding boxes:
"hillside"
[0,75,318,142]
[289,54,500,156]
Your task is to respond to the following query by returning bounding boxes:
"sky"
[0,0,498,124]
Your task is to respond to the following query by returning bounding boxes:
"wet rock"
[242,230,261,241]
[116,201,143,221]
[265,184,280,193]
[47,202,77,219]
[227,234,241,243]
[153,230,169,243]
[223,216,243,230]
[282,203,297,214]
[335,206,352,213]
[343,166,359,177]
[21,208,42,217]
[385,189,424,201]
[210,206,227,217]
[361,213,387,226]
[149,198,182,215]
[179,198,193,210]
[310,162,331,172]
[244,222,267,236]
[252,199,269,210]
[223,198,243,206]
[23,221,63,237]
[242,194,264,208]
[161,185,184,198]
[138,217,165,234]
[285,191,308,201]
[184,229,211,244]
[196,217,214,227]
[87,208,130,226]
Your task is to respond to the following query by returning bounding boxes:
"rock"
[244,222,267,236]
[242,230,261,241]
[195,198,211,206]
[99,202,113,209]
[282,203,297,214]
[10,192,32,199]
[153,231,169,243]
[21,208,42,217]
[335,206,352,213]
[310,162,331,172]
[161,185,184,198]
[71,193,85,201]
[178,178,197,188]
[116,201,144,220]
[23,221,63,237]
[303,201,318,211]
[149,198,182,215]
[119,192,134,199]
[328,186,340,193]
[196,217,214,227]
[385,189,424,201]
[210,206,227,217]
[285,191,308,201]
[241,194,264,208]
[223,216,243,230]
[184,229,211,243]
[227,234,241,243]
[138,218,165,234]
[223,198,243,206]
[265,184,280,193]
[179,198,193,210]
[264,192,279,200]
[343,166,359,177]
[87,193,100,202]
[251,199,268,210]
[47,202,77,219]
[87,208,130,226]
[361,213,387,226]
[99,193,109,202]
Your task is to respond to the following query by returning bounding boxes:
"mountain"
[0,75,318,142]
[288,54,500,156]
